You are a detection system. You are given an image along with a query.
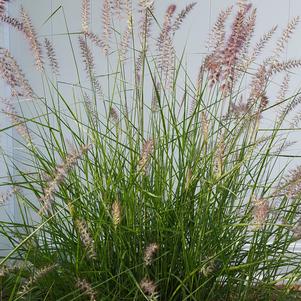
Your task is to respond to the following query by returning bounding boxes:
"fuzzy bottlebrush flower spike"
[158,4,177,44]
[144,243,159,266]
[205,3,255,93]
[125,0,132,17]
[271,59,301,74]
[79,36,94,71]
[85,31,103,48]
[18,264,58,297]
[220,4,253,92]
[242,25,277,69]
[252,198,269,229]
[157,4,176,68]
[201,112,209,144]
[207,6,233,52]
[172,2,196,34]
[76,278,97,301]
[79,36,103,97]
[151,78,160,112]
[111,199,121,228]
[44,38,59,75]
[247,64,269,113]
[276,73,290,118]
[101,0,111,55]
[138,0,154,41]
[111,0,123,18]
[140,277,159,300]
[1,99,32,143]
[83,92,98,122]
[0,14,24,32]
[0,187,18,205]
[83,92,98,123]
[241,8,257,53]
[75,219,97,260]
[0,48,34,97]
[228,99,250,118]
[278,165,301,199]
[138,139,154,174]
[39,144,91,214]
[136,0,154,77]
[292,219,301,241]
[272,16,300,61]
[81,0,90,33]
[20,6,44,71]
[120,16,132,61]
[109,106,120,127]
[0,0,9,15]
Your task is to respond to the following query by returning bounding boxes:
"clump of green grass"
[1,1,301,300]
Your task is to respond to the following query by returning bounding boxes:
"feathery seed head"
[109,107,120,125]
[252,198,269,228]
[229,99,249,118]
[0,14,24,32]
[0,48,34,97]
[271,59,301,74]
[39,144,91,214]
[85,31,103,48]
[138,139,154,174]
[0,187,18,205]
[172,2,196,33]
[44,38,59,75]
[144,242,159,266]
[205,4,255,93]
[101,0,111,55]
[75,218,97,260]
[79,36,103,97]
[278,165,301,199]
[292,219,301,240]
[140,277,158,299]
[201,258,222,277]
[185,168,193,191]
[20,6,44,71]
[111,0,124,17]
[1,99,32,143]
[207,6,233,52]
[139,0,154,11]
[0,0,9,16]
[272,16,300,61]
[18,264,58,297]
[242,25,277,70]
[120,16,132,61]
[82,0,90,32]
[76,278,97,301]
[167,4,176,16]
[111,200,121,228]
[201,112,209,144]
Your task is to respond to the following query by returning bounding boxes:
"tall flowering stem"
[0,48,33,97]
[44,38,60,75]
[138,139,154,174]
[82,0,90,33]
[1,99,32,143]
[39,144,91,214]
[101,0,111,55]
[75,219,97,260]
[144,243,159,266]
[20,6,44,71]
[76,278,97,301]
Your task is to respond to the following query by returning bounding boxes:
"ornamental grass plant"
[1,0,301,300]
